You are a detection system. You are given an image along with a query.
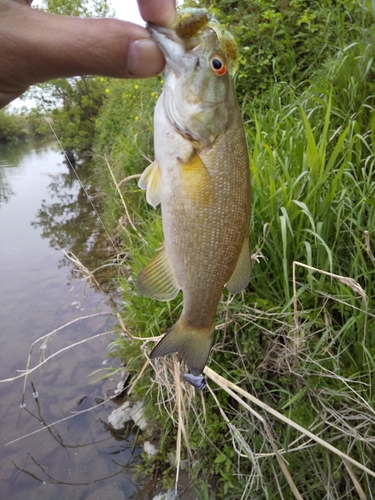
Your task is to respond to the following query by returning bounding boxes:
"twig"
[117,173,141,188]
[205,366,375,479]
[1,330,113,385]
[127,360,149,396]
[174,361,182,495]
[5,398,110,447]
[103,155,146,242]
[343,459,367,500]
[0,313,111,385]
[117,312,162,342]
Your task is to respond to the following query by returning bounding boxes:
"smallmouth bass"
[137,9,251,384]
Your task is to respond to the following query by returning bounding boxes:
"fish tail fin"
[149,317,214,376]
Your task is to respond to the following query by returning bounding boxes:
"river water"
[0,142,145,500]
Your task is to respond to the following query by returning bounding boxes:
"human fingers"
[0,0,165,108]
[137,0,176,26]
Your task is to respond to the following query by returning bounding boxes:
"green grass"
[91,4,375,498]
[96,78,375,497]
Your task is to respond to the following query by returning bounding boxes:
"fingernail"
[128,39,165,77]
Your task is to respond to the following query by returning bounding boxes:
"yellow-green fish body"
[137,9,251,376]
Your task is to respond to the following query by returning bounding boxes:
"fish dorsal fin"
[226,237,251,294]
[138,160,162,209]
[136,247,180,301]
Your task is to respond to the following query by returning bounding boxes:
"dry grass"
[114,291,374,498]
[110,254,374,497]
[141,356,375,499]
[1,313,114,447]
[6,309,373,497]
[3,216,374,497]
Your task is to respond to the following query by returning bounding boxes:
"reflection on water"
[0,142,147,500]
[0,141,34,207]
[31,150,127,295]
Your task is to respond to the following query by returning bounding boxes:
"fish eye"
[210,56,227,76]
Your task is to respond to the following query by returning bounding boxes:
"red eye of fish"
[210,56,227,76]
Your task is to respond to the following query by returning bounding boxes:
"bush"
[93,77,163,230]
[192,0,375,102]
[0,111,29,142]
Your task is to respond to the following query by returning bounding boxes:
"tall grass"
[92,10,375,499]
[96,78,375,497]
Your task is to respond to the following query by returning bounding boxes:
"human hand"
[0,0,176,109]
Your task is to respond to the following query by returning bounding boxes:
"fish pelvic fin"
[136,247,180,301]
[226,236,251,294]
[149,317,215,376]
[138,160,161,209]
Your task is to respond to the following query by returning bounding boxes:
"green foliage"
[45,76,107,155]
[28,0,112,156]
[91,1,375,497]
[248,89,374,303]
[93,77,162,230]
[95,76,375,495]
[24,108,52,138]
[0,109,51,143]
[0,110,28,142]
[189,0,375,101]
[38,0,110,18]
[319,34,375,130]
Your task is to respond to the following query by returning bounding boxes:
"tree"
[28,0,111,156]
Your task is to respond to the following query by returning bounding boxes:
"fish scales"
[162,114,249,324]
[137,8,251,382]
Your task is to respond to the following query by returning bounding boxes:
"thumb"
[1,1,165,106]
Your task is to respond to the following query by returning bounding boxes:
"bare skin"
[0,0,176,108]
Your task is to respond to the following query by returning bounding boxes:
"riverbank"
[0,109,51,144]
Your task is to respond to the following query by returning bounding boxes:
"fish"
[136,8,251,380]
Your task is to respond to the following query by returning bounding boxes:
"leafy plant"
[26,0,112,156]
[90,0,375,497]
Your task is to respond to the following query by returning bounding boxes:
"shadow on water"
[0,142,157,500]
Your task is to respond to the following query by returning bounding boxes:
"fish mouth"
[147,24,185,75]
[147,23,204,75]
[147,23,179,45]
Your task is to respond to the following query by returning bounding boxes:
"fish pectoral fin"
[226,236,251,294]
[138,160,162,209]
[149,318,215,376]
[136,248,180,301]
[179,151,214,204]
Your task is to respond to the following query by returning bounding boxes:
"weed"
[91,1,375,497]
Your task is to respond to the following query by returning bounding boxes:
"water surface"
[0,142,144,500]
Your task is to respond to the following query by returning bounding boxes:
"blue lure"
[183,373,207,390]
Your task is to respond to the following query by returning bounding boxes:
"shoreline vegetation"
[16,0,375,497]
[0,108,52,144]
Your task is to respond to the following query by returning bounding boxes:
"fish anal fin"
[149,317,214,376]
[138,161,162,209]
[226,236,251,294]
[136,248,180,301]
